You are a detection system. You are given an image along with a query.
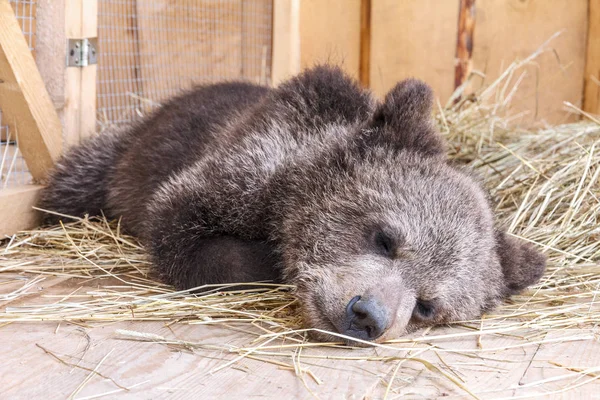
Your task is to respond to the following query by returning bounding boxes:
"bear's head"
[278,79,546,343]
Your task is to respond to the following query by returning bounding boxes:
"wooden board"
[299,0,362,80]
[359,0,371,87]
[584,0,600,115]
[1,0,37,142]
[0,185,42,236]
[0,0,62,181]
[369,0,459,103]
[470,0,588,125]
[272,0,300,85]
[64,0,98,146]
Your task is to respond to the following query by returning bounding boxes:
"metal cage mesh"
[97,0,273,130]
[0,0,35,188]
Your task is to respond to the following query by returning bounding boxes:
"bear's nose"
[343,295,389,341]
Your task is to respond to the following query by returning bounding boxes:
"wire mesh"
[0,1,35,188]
[97,0,273,130]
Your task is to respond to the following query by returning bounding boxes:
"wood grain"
[369,0,459,103]
[0,0,62,181]
[584,0,600,115]
[470,0,588,125]
[0,184,42,236]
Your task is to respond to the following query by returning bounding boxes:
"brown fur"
[39,66,546,343]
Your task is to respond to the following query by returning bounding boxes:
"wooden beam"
[0,0,62,182]
[0,185,42,236]
[359,0,371,87]
[271,0,300,85]
[454,0,476,90]
[35,0,68,125]
[584,0,600,115]
[64,0,97,146]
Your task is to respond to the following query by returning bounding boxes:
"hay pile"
[1,47,599,398]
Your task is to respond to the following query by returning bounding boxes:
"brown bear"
[39,66,546,343]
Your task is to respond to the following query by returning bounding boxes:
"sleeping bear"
[39,66,546,343]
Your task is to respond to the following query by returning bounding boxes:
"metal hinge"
[66,38,98,67]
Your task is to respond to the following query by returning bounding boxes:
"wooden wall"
[366,0,590,125]
[275,0,593,126]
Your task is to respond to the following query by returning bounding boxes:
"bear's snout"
[343,295,390,341]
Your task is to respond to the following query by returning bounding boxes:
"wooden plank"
[136,1,245,105]
[271,0,300,85]
[455,0,476,90]
[0,0,62,181]
[359,0,371,87]
[369,0,459,102]
[80,0,97,141]
[0,185,42,236]
[1,0,37,142]
[299,0,362,79]
[584,0,600,115]
[64,0,98,146]
[63,0,83,147]
[470,0,588,125]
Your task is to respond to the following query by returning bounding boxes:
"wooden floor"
[2,276,600,399]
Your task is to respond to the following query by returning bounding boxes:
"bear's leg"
[153,235,281,291]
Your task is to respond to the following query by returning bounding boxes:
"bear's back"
[107,82,270,233]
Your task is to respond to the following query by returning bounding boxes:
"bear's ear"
[495,230,547,295]
[365,79,446,156]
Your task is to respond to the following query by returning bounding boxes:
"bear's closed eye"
[374,231,396,258]
[413,299,436,320]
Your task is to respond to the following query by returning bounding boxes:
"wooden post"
[271,0,301,85]
[64,0,98,146]
[0,0,62,181]
[454,0,476,90]
[359,0,371,87]
[584,0,600,115]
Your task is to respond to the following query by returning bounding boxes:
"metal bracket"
[67,38,98,67]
